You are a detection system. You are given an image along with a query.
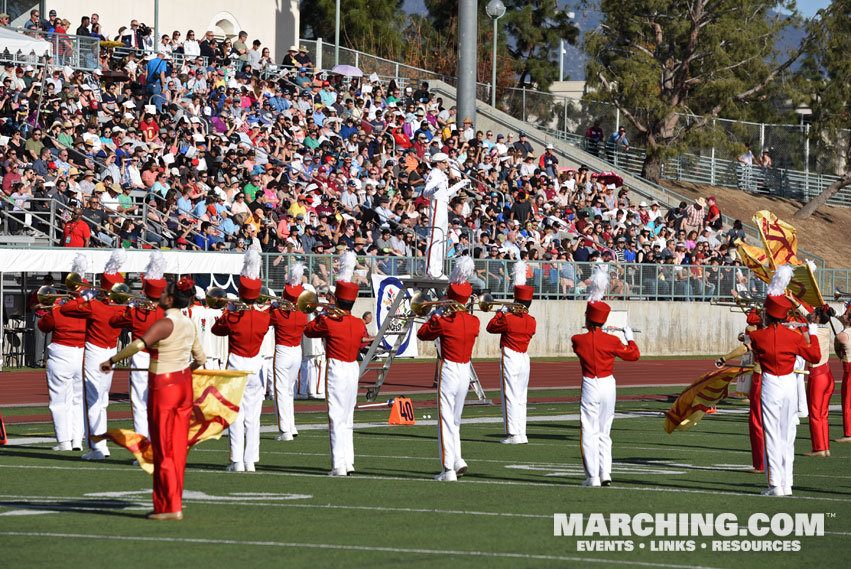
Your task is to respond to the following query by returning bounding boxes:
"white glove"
[623,327,634,343]
[807,324,818,336]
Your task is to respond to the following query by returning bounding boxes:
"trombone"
[477,293,528,314]
[409,291,465,317]
[296,289,346,318]
[834,288,851,301]
[108,283,157,310]
[258,287,295,311]
[64,272,107,300]
[36,285,72,308]
[205,286,251,311]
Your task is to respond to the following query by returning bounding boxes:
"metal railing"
[3,25,100,70]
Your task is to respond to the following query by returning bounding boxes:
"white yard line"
[0,531,729,568]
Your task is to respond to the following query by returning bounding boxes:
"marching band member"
[304,252,367,476]
[39,253,88,452]
[833,304,851,443]
[416,257,480,481]
[571,266,640,487]
[60,249,127,461]
[423,153,468,278]
[190,288,227,370]
[747,265,820,496]
[211,250,271,473]
[804,307,834,457]
[259,294,276,401]
[716,308,765,473]
[108,251,166,438]
[271,262,308,441]
[299,285,327,400]
[100,276,207,520]
[486,261,536,444]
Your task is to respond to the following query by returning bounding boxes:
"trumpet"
[477,293,528,314]
[409,291,464,317]
[205,286,251,311]
[834,288,851,301]
[296,289,346,318]
[108,283,157,310]
[36,285,72,308]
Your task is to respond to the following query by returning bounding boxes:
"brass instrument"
[409,291,465,317]
[477,293,528,314]
[64,271,107,300]
[582,326,642,333]
[834,288,851,301]
[36,285,72,308]
[108,283,156,310]
[296,289,346,318]
[205,286,251,311]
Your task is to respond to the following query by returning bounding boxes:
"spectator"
[606,126,629,163]
[585,121,603,155]
[736,143,755,190]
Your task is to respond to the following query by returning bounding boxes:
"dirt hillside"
[659,180,850,268]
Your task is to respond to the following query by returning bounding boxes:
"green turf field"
[1,389,849,568]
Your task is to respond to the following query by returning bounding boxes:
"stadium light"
[486,0,506,109]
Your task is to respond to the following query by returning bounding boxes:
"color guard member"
[486,261,536,444]
[834,303,851,443]
[416,257,480,481]
[804,306,833,457]
[271,262,308,441]
[571,266,639,487]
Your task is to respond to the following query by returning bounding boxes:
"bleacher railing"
[2,26,99,70]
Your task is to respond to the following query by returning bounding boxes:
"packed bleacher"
[0,10,763,300]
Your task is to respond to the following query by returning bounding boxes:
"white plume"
[587,264,610,302]
[288,261,305,286]
[449,256,475,284]
[71,253,88,275]
[337,251,356,283]
[144,250,166,281]
[513,261,528,287]
[241,249,261,279]
[806,259,816,273]
[194,286,205,301]
[767,264,793,296]
[104,248,126,275]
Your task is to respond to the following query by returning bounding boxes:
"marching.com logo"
[554,513,826,552]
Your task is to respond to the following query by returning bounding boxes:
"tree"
[299,0,406,60]
[583,0,812,182]
[793,2,851,219]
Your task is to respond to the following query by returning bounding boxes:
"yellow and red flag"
[735,240,772,285]
[753,211,801,268]
[664,366,750,434]
[788,262,825,310]
[93,369,248,474]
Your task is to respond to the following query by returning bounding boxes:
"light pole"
[334,0,341,66]
[486,0,506,109]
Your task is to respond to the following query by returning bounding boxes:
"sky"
[795,0,832,18]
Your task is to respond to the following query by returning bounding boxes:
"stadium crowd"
[0,10,758,299]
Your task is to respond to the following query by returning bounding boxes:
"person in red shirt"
[39,255,89,452]
[108,251,167,438]
[63,208,91,247]
[571,266,640,487]
[747,266,821,496]
[139,113,159,142]
[486,261,536,445]
[59,249,128,460]
[211,250,271,473]
[270,262,308,442]
[417,257,480,482]
[305,252,367,476]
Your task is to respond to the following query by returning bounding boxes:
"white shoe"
[798,410,808,418]
[71,440,83,451]
[346,464,355,475]
[454,459,468,476]
[582,477,601,487]
[500,435,523,444]
[761,487,784,496]
[601,478,612,487]
[275,432,294,441]
[434,469,458,481]
[794,415,801,425]
[81,449,107,461]
[226,462,245,472]
[244,462,255,472]
[520,435,528,444]
[328,468,347,476]
[52,441,72,451]
[783,486,792,496]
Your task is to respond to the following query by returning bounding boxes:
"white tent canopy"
[0,27,53,58]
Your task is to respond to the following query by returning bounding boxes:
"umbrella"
[598,171,623,187]
[331,64,363,77]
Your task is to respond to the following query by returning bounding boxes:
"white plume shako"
[513,261,528,287]
[241,249,261,279]
[449,256,475,284]
[288,261,305,286]
[587,265,610,302]
[71,253,88,275]
[143,250,166,281]
[104,248,126,275]
[337,251,356,283]
[767,264,793,297]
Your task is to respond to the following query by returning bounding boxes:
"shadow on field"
[0,499,144,518]
[0,447,112,464]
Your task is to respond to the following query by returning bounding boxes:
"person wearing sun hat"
[59,249,128,461]
[423,152,469,277]
[304,252,367,476]
[747,265,821,496]
[108,251,167,438]
[417,257,480,481]
[211,250,272,473]
[571,265,640,487]
[270,261,309,442]
[486,261,537,445]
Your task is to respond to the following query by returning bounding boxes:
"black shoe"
[602,479,612,487]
